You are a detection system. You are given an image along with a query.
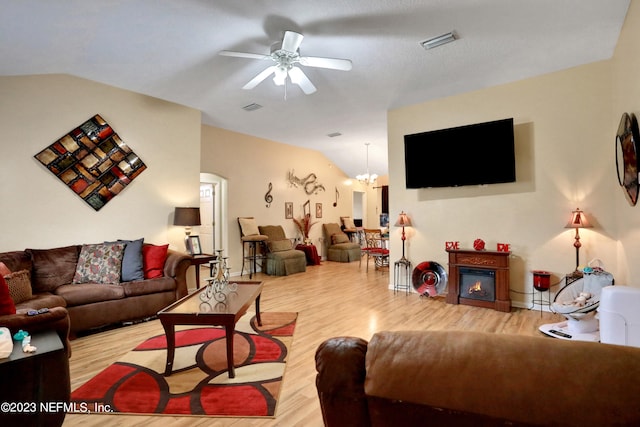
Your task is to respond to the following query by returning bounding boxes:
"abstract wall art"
[34,114,146,211]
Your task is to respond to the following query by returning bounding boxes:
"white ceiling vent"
[242,103,263,111]
[421,32,456,50]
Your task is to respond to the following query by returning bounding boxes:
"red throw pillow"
[142,244,169,279]
[0,275,16,315]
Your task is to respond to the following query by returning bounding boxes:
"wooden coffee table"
[158,280,263,378]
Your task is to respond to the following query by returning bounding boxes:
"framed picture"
[186,235,202,255]
[285,202,293,219]
[315,203,322,218]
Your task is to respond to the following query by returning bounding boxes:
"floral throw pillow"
[73,242,126,285]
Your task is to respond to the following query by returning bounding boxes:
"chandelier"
[356,143,378,185]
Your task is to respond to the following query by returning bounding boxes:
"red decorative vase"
[473,238,485,251]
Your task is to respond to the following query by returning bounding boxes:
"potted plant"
[293,214,316,245]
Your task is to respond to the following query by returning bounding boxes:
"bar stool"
[238,217,268,278]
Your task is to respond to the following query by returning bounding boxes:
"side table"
[295,244,321,265]
[0,330,69,427]
[189,253,217,289]
[394,258,412,295]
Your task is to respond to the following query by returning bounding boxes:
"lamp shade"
[173,207,201,226]
[394,211,412,227]
[564,208,592,229]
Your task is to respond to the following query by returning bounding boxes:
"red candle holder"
[532,270,551,291]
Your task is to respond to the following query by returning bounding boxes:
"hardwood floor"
[64,260,564,426]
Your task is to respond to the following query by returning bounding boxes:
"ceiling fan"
[219,30,352,95]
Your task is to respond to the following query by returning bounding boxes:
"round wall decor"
[412,261,448,297]
[615,112,640,206]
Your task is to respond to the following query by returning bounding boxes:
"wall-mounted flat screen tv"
[404,118,515,189]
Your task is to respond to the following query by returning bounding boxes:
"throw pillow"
[239,217,260,236]
[341,216,356,230]
[268,239,293,252]
[0,275,16,315]
[4,270,32,304]
[142,244,169,279]
[73,242,126,285]
[332,233,350,244]
[28,245,81,292]
[0,262,10,276]
[105,238,144,282]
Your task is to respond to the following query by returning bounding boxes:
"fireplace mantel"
[446,249,511,312]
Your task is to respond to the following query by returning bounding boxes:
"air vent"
[421,32,456,50]
[242,103,263,111]
[327,132,342,138]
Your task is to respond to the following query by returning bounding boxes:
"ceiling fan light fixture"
[273,67,287,86]
[421,31,456,50]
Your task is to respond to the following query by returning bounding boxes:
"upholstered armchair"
[323,223,361,263]
[257,225,307,276]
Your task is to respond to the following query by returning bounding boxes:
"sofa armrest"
[315,336,370,427]
[163,249,191,299]
[0,307,71,357]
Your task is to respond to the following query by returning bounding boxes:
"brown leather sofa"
[315,330,640,427]
[0,243,191,335]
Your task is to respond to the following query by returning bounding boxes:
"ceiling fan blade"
[219,50,269,60]
[299,56,352,71]
[288,66,317,95]
[243,66,277,90]
[281,31,304,53]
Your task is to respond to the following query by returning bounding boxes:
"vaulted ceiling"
[0,0,630,178]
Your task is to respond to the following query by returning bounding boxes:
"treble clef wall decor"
[265,182,273,207]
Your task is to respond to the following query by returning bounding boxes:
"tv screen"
[404,118,515,189]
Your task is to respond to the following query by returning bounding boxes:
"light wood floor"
[64,260,564,426]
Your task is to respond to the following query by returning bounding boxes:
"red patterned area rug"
[70,312,297,417]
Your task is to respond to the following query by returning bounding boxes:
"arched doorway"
[199,173,228,255]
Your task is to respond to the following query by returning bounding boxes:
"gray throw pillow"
[105,238,145,282]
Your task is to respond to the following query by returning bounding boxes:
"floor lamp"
[565,208,592,271]
[394,211,412,262]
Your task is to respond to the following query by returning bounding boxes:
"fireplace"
[446,249,511,312]
[460,268,495,302]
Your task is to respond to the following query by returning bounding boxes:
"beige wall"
[612,0,640,283]
[388,51,620,305]
[388,1,640,304]
[0,74,201,253]
[200,125,383,272]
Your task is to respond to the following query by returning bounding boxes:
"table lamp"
[394,211,412,262]
[564,208,592,271]
[174,207,201,253]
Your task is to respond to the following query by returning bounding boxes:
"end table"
[189,253,217,289]
[394,258,412,295]
[295,244,321,265]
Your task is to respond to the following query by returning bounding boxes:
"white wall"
[0,74,201,252]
